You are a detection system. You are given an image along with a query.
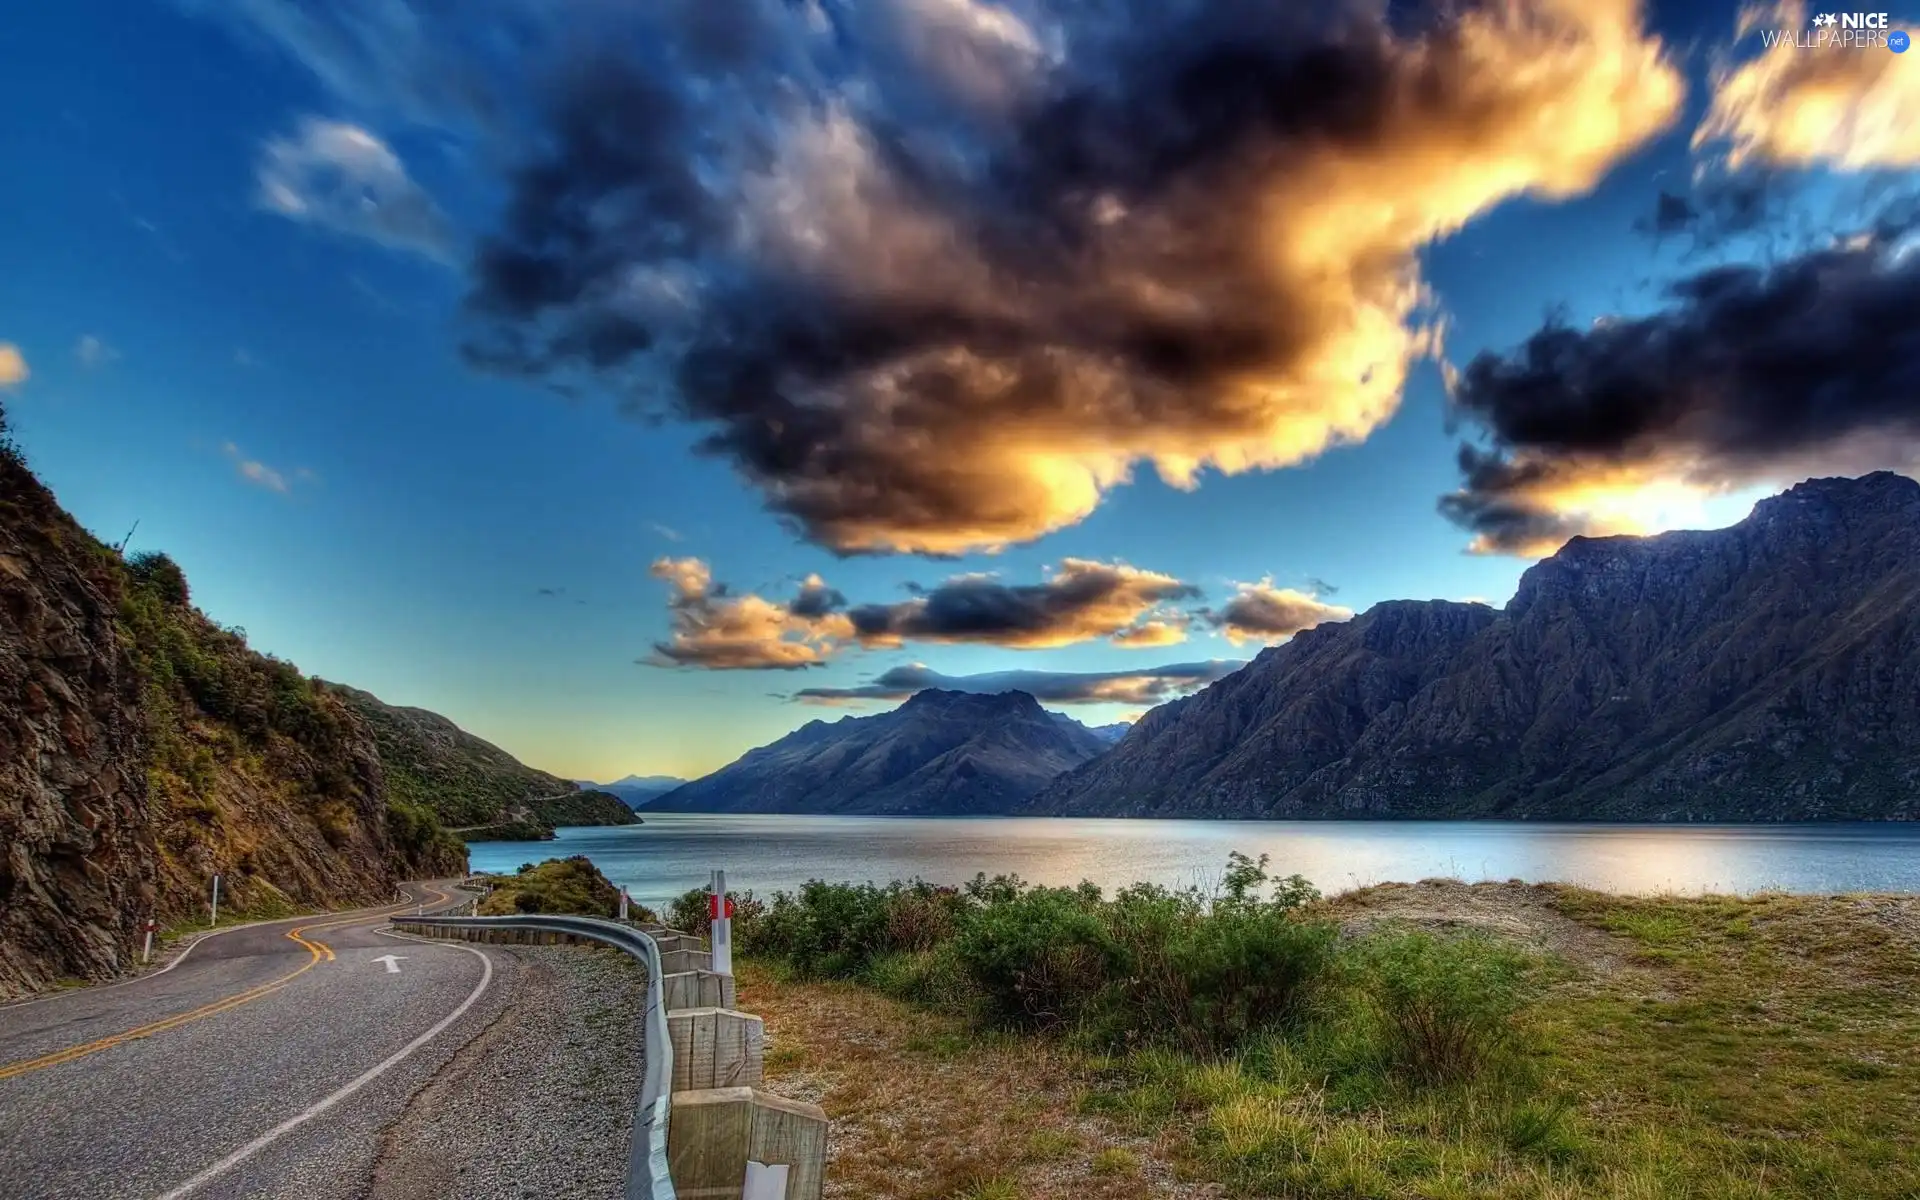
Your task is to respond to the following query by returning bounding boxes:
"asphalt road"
[0,882,514,1200]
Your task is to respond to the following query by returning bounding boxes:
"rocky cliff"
[0,419,466,998]
[1035,473,1920,821]
[654,689,1114,814]
[0,437,157,999]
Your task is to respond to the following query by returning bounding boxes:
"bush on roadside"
[953,886,1125,1031]
[477,855,620,917]
[667,885,768,938]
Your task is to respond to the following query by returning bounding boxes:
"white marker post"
[210,874,221,927]
[619,888,631,921]
[710,869,733,977]
[141,917,157,965]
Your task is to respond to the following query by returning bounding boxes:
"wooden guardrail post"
[667,1008,764,1092]
[668,1087,827,1200]
[663,969,738,1012]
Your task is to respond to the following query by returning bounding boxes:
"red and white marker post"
[618,887,632,921]
[140,917,158,965]
[709,870,734,976]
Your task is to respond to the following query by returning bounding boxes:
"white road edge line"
[151,930,493,1200]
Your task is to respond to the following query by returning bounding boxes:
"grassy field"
[730,872,1920,1200]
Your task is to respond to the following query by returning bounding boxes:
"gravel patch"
[368,945,646,1200]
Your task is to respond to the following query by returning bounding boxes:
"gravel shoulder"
[367,944,646,1200]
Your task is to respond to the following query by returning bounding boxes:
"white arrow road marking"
[371,955,406,974]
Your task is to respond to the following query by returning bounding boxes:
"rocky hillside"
[1034,473,1920,821]
[0,412,466,997]
[329,686,635,837]
[654,689,1114,815]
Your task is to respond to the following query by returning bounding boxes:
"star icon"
[1816,12,1837,25]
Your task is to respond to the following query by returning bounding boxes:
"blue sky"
[2,0,1914,780]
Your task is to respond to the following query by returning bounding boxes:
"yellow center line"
[0,888,451,1083]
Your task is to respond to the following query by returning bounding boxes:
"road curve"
[0,881,506,1200]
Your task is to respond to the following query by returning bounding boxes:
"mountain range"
[1034,473,1920,821]
[580,774,687,808]
[650,689,1113,814]
[668,473,1920,822]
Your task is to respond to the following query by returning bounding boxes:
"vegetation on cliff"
[0,405,464,995]
[735,863,1920,1199]
[475,855,624,917]
[329,685,632,836]
[528,788,638,828]
[117,552,466,914]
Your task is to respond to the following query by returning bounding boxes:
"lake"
[465,815,1920,910]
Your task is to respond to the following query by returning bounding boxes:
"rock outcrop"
[1035,473,1920,821]
[0,446,155,998]
[654,689,1114,814]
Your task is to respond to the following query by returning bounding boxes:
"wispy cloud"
[0,343,27,388]
[221,441,314,495]
[75,335,119,368]
[255,117,454,263]
[650,522,683,543]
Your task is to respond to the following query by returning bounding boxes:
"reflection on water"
[466,816,1920,911]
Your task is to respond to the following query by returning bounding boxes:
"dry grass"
[740,883,1920,1200]
[736,960,1220,1200]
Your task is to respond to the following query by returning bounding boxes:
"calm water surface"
[466,816,1920,910]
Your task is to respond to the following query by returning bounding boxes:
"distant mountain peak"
[654,686,1111,815]
[900,687,1043,712]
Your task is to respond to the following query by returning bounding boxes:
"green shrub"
[477,855,620,916]
[667,885,768,938]
[952,887,1123,1031]
[127,551,191,607]
[1151,909,1338,1053]
[1349,930,1537,1085]
[743,879,969,978]
[0,399,21,469]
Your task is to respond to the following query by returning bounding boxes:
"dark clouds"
[437,0,1681,554]
[791,660,1244,706]
[1200,581,1350,646]
[1441,216,1920,555]
[845,559,1197,649]
[643,556,1353,667]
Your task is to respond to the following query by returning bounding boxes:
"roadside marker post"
[140,917,157,964]
[619,888,631,921]
[210,874,221,927]
[710,870,734,977]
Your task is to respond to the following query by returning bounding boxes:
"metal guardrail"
[392,914,676,1200]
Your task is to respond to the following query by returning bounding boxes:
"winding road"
[0,882,501,1200]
